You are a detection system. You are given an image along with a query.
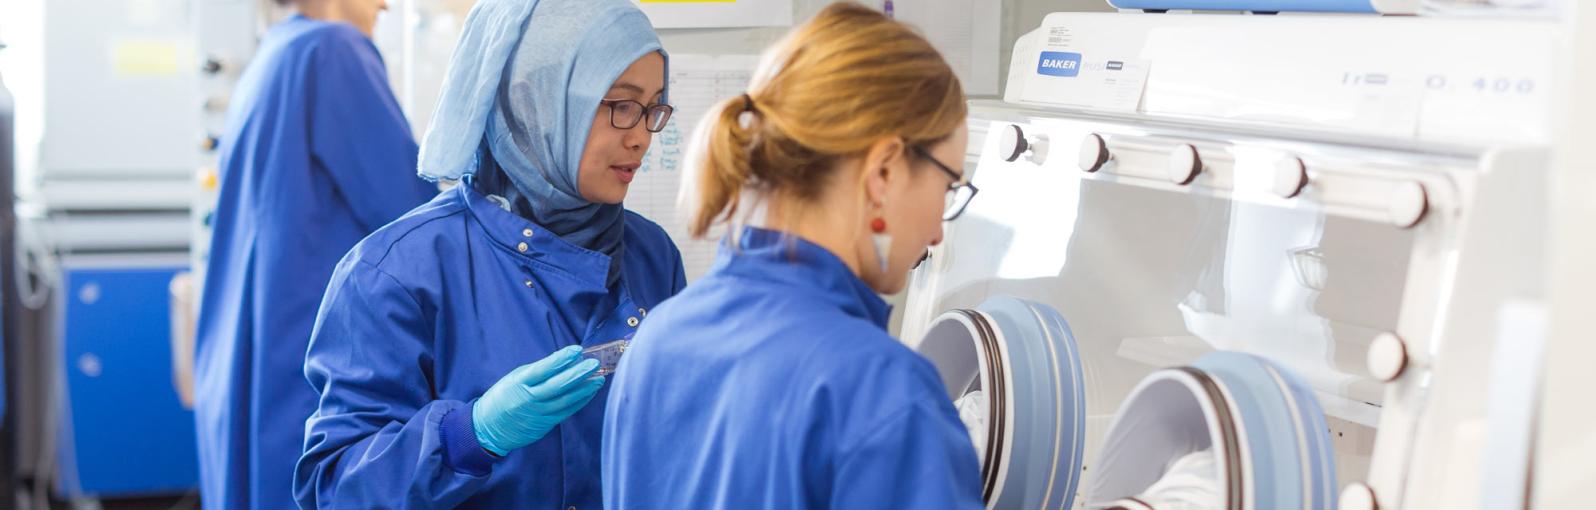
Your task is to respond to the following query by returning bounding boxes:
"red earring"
[870,217,891,272]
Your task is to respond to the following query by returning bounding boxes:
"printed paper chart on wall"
[628,54,760,281]
[633,0,793,29]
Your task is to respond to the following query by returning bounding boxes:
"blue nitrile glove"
[473,345,605,456]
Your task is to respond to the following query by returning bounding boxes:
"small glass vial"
[582,339,630,378]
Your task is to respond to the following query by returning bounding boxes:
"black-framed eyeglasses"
[913,146,978,221]
[599,99,674,133]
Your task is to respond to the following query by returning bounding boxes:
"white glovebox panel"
[900,99,1511,510]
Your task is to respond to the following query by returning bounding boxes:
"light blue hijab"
[419,0,667,281]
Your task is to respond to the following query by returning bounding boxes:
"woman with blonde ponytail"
[603,3,982,508]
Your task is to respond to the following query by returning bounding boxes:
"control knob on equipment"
[1340,483,1380,510]
[1273,156,1309,198]
[998,124,1047,163]
[1367,333,1409,382]
[999,124,1029,162]
[1387,181,1429,229]
[1079,133,1111,173]
[1166,144,1203,185]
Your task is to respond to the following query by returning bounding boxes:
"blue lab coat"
[603,227,984,509]
[193,15,437,510]
[295,183,686,508]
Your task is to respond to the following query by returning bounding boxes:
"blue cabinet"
[56,262,198,497]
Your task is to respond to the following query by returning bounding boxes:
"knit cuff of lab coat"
[441,404,498,476]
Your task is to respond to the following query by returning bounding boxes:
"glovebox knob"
[1167,144,1202,185]
[999,124,1030,163]
[1079,133,1111,173]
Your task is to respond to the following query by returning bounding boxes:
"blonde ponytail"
[690,95,758,238]
[688,1,966,239]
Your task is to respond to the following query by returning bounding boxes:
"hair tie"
[737,93,758,129]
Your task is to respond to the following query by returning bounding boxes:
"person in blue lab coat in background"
[604,3,984,508]
[294,0,684,507]
[192,0,438,507]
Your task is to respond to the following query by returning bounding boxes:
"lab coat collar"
[457,184,613,289]
[718,226,892,329]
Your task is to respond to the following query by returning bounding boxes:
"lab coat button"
[517,242,529,253]
[627,317,640,327]
[524,280,534,288]
[522,228,534,237]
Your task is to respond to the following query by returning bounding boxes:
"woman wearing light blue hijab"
[293,0,683,507]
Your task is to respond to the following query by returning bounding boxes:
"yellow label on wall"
[112,40,182,77]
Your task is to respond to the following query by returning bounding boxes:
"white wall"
[655,0,1113,97]
[651,0,831,56]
